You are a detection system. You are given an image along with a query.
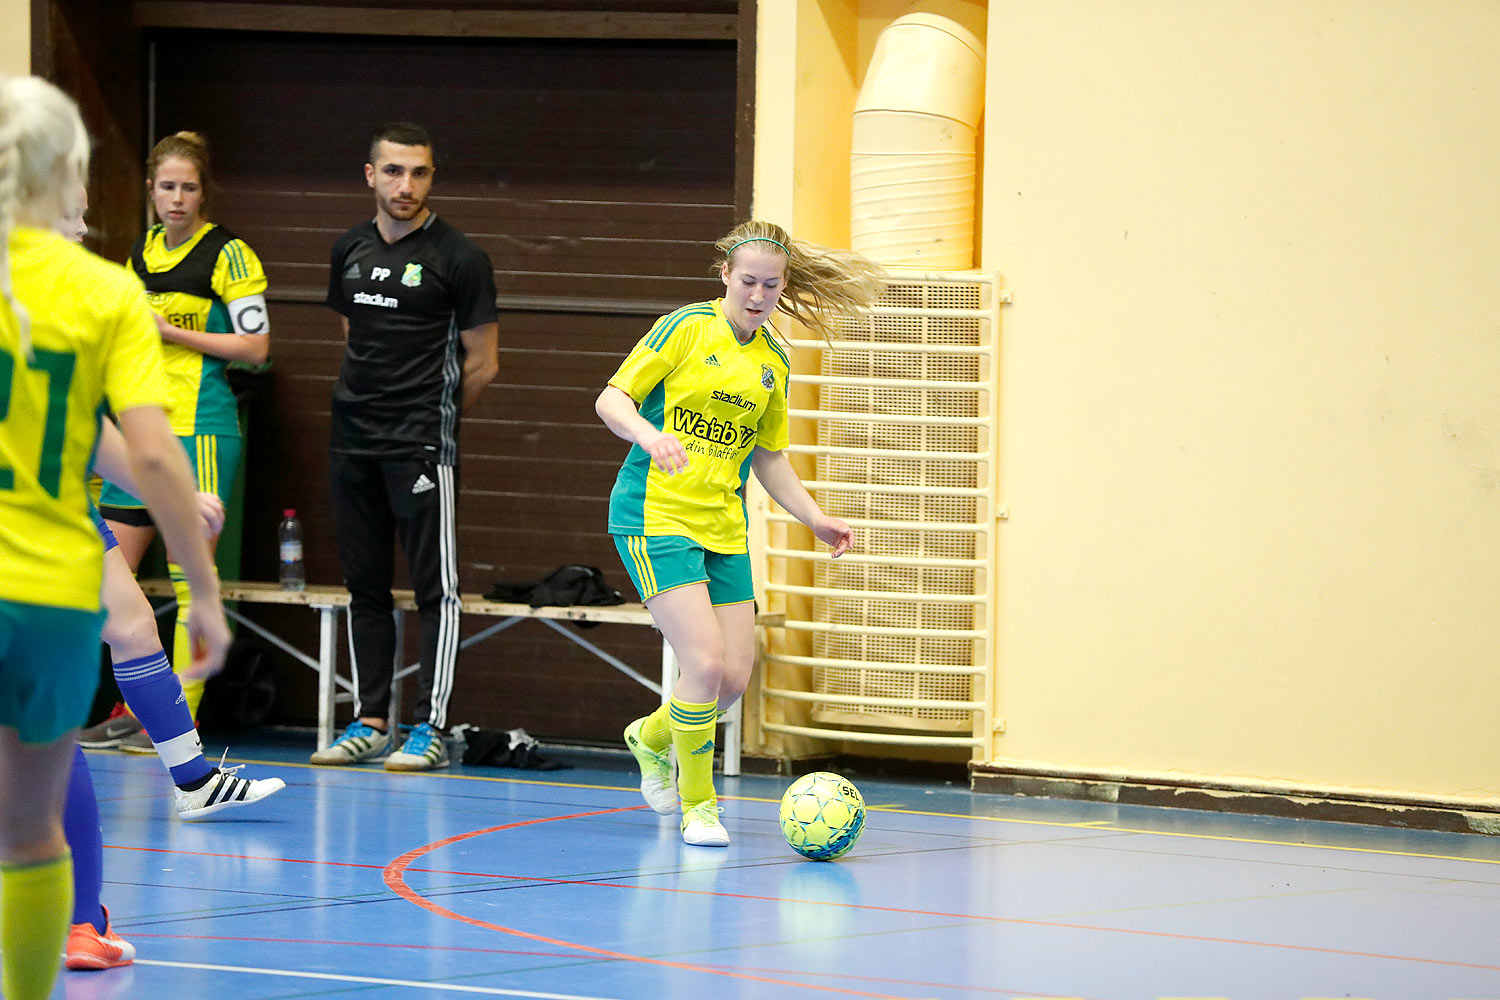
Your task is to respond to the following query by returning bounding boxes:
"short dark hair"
[369,122,433,164]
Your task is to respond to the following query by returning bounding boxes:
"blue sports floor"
[52,730,1500,1000]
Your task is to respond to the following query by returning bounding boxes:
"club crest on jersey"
[760,364,775,391]
[401,263,423,287]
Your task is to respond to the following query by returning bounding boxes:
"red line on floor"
[383,806,914,999]
[126,932,577,960]
[126,933,1084,997]
[385,813,1500,978]
[509,877,1500,973]
[106,842,529,881]
[110,811,1500,978]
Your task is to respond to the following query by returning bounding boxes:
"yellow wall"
[1,0,29,76]
[981,1,1500,801]
[754,0,860,242]
[760,0,1500,803]
[750,0,863,755]
[754,0,981,244]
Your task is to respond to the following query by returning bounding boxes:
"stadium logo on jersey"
[353,291,399,308]
[411,474,436,495]
[343,261,362,280]
[760,364,775,391]
[672,407,756,449]
[704,354,721,367]
[402,263,424,287]
[711,389,757,411]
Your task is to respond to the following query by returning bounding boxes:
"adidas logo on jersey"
[411,474,436,495]
[704,354,721,366]
[689,739,715,756]
[343,261,362,279]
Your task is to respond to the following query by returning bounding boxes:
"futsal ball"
[779,771,865,861]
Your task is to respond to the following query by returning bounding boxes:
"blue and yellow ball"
[779,771,866,860]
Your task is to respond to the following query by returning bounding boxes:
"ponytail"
[0,77,89,358]
[714,220,887,344]
[0,81,25,353]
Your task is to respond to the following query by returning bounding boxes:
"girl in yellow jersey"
[97,131,271,719]
[596,220,884,846]
[0,77,231,1000]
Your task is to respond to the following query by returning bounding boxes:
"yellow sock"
[668,696,718,809]
[170,562,206,719]
[640,702,672,752]
[644,703,731,752]
[1,853,72,1000]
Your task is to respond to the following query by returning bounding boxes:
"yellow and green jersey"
[130,222,267,436]
[1,226,169,611]
[607,299,791,554]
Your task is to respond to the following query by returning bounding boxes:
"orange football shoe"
[65,906,135,970]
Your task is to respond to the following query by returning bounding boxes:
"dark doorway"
[147,29,738,740]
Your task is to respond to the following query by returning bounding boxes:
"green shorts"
[0,599,106,743]
[613,534,754,606]
[98,432,242,519]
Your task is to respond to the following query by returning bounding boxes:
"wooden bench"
[139,579,782,775]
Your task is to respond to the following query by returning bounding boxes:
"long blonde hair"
[713,220,886,344]
[0,76,91,356]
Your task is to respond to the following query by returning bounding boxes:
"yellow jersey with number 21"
[0,226,169,611]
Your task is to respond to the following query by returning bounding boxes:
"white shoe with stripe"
[309,721,391,765]
[174,759,286,820]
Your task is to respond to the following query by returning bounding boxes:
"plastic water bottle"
[278,509,305,591]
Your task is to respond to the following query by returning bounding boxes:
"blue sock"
[64,746,106,932]
[115,650,214,787]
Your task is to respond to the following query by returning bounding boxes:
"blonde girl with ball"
[596,220,883,846]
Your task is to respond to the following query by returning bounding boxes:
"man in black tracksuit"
[312,121,498,771]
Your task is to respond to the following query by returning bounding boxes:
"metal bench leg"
[317,605,338,750]
[659,638,678,783]
[659,639,676,707]
[723,700,741,777]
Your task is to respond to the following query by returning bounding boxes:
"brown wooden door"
[149,29,738,740]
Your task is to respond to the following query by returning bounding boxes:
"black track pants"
[329,454,462,729]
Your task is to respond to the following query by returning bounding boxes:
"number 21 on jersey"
[0,346,77,497]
